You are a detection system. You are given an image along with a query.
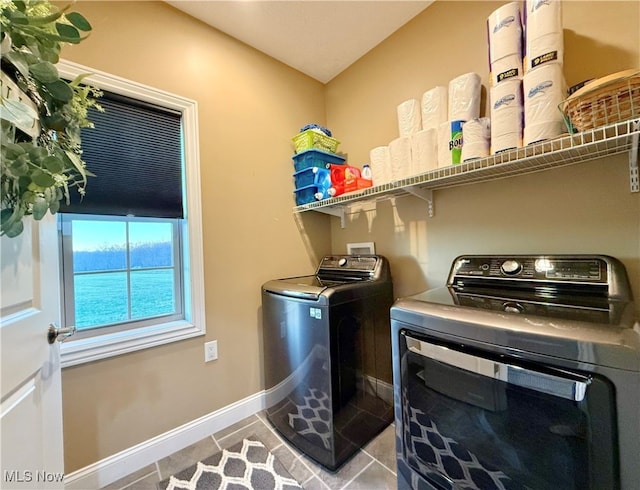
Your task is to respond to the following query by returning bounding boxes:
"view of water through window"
[71,220,176,329]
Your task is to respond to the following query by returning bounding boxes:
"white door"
[0,214,67,489]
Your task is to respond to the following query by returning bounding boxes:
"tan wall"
[59,2,331,472]
[59,0,640,474]
[325,1,640,304]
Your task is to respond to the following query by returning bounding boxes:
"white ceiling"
[166,1,433,83]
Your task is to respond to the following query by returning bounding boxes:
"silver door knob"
[48,323,77,344]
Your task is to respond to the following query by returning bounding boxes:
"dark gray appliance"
[391,255,639,490]
[262,255,394,471]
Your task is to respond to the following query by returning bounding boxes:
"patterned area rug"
[157,436,303,490]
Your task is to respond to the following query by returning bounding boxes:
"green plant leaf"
[3,51,31,79]
[25,9,65,27]
[31,171,55,188]
[21,190,35,203]
[8,31,27,48]
[32,196,48,220]
[44,79,73,102]
[3,143,26,159]
[40,48,60,64]
[42,113,67,132]
[43,155,64,173]
[28,146,48,162]
[29,61,59,83]
[0,206,25,238]
[19,26,86,45]
[2,219,24,238]
[9,156,30,177]
[0,98,38,128]
[55,22,80,41]
[13,1,26,13]
[66,12,92,32]
[18,142,35,152]
[63,150,90,179]
[48,198,60,214]
[0,208,14,225]
[43,186,56,203]
[68,72,94,87]
[6,9,28,24]
[18,175,30,189]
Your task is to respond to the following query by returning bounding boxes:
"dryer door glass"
[399,330,618,490]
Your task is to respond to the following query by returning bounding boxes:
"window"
[57,60,205,367]
[61,215,183,333]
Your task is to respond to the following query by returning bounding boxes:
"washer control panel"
[319,255,378,272]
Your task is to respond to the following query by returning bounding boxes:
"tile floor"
[100,411,398,490]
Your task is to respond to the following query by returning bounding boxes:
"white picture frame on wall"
[347,242,375,255]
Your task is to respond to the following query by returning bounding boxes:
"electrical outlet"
[204,340,218,362]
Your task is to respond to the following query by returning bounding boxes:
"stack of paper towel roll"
[372,73,484,179]
[415,86,446,173]
[382,95,442,182]
[391,98,421,181]
[369,146,392,186]
[522,0,566,145]
[487,2,524,154]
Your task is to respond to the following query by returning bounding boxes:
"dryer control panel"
[448,255,632,300]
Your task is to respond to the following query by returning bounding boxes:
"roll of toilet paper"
[523,63,567,145]
[397,99,422,137]
[492,133,522,155]
[410,128,438,176]
[461,118,490,161]
[525,0,562,41]
[421,86,448,131]
[490,54,523,86]
[490,78,523,153]
[487,2,523,63]
[525,31,564,72]
[438,120,465,167]
[369,146,392,186]
[524,0,563,72]
[449,73,482,121]
[389,136,412,181]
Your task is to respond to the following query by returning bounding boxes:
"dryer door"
[398,329,618,490]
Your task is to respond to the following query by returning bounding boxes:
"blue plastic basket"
[294,185,320,205]
[292,149,346,172]
[293,166,326,188]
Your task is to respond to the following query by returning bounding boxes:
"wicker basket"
[560,69,640,133]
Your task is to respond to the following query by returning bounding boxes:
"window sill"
[60,320,204,368]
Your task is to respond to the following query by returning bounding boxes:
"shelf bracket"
[315,205,346,228]
[404,186,435,217]
[630,122,639,193]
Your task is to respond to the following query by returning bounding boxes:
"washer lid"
[262,275,331,300]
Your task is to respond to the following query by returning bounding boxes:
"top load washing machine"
[390,255,639,490]
[262,255,394,471]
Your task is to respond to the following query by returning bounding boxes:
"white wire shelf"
[293,118,640,220]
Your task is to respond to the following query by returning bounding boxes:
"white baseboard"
[64,390,265,490]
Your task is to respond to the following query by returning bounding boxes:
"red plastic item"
[327,164,372,196]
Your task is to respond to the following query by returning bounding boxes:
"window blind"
[61,91,184,218]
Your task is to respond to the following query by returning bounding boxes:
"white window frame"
[57,60,206,368]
